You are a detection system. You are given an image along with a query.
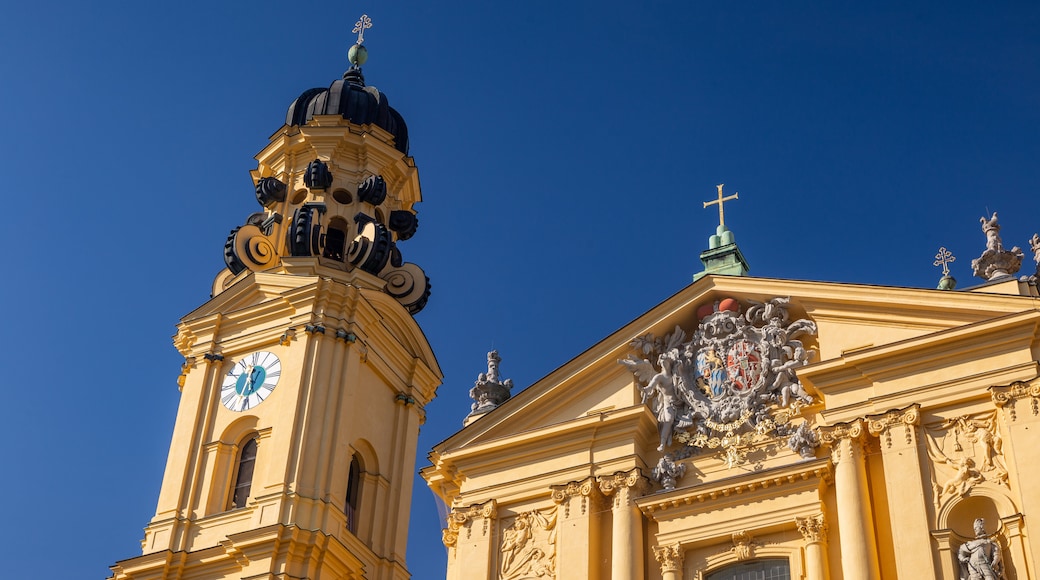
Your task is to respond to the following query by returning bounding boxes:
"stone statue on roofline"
[467,350,514,419]
[971,213,1024,281]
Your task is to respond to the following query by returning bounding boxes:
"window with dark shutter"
[345,456,362,533]
[230,438,258,510]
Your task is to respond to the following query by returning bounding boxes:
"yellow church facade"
[423,224,1040,579]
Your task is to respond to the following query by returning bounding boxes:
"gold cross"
[703,184,738,227]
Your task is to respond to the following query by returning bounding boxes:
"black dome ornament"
[304,159,334,190]
[357,175,387,205]
[255,177,287,207]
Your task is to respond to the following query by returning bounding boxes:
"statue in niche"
[958,518,1005,580]
[467,350,514,417]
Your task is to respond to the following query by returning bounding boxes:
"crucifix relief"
[703,184,738,228]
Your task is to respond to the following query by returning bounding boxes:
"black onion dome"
[286,67,409,154]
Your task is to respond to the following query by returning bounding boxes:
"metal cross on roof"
[704,184,739,228]
[933,246,956,276]
[353,14,373,45]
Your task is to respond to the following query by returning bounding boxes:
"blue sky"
[2,2,1039,578]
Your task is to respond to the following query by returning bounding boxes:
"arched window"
[705,559,791,580]
[345,455,362,533]
[230,438,258,510]
[323,218,349,261]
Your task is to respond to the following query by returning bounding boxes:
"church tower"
[111,21,441,580]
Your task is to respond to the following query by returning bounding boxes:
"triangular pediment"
[439,275,1039,451]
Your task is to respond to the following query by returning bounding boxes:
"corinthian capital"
[597,468,651,505]
[796,513,827,543]
[653,542,684,573]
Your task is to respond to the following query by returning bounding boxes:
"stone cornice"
[638,458,831,516]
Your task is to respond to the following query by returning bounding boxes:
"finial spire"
[933,246,956,290]
[353,14,373,45]
[704,184,738,228]
[348,14,372,69]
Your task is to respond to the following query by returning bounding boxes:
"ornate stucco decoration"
[442,499,497,548]
[467,350,514,417]
[652,543,685,574]
[925,413,1008,507]
[620,297,819,469]
[598,468,652,507]
[796,513,827,544]
[866,405,920,449]
[499,508,557,580]
[550,477,601,518]
[1028,233,1040,279]
[651,454,687,492]
[991,378,1040,420]
[958,518,1006,580]
[971,213,1024,281]
[731,531,757,561]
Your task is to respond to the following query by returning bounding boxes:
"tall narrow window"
[230,438,258,510]
[345,456,362,533]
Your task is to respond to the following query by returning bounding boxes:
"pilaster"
[865,404,936,579]
[442,499,497,580]
[551,477,606,579]
[991,377,1040,575]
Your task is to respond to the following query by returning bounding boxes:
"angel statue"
[622,352,687,451]
[958,518,1005,580]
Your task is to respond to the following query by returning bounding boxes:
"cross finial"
[703,184,739,228]
[353,14,373,45]
[933,246,955,276]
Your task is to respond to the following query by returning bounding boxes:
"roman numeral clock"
[220,351,281,412]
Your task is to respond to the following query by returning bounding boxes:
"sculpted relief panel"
[499,508,557,580]
[925,413,1009,507]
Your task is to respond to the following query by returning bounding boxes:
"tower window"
[230,438,258,510]
[323,218,349,261]
[345,456,362,533]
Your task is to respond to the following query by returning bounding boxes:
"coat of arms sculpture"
[621,297,819,470]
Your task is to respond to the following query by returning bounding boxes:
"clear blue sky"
[2,2,1039,578]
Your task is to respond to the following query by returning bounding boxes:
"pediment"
[439,275,1038,451]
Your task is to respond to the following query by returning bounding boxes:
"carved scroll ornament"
[442,499,496,548]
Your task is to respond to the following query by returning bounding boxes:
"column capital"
[991,377,1040,421]
[865,404,920,449]
[551,476,605,518]
[796,513,828,544]
[442,499,496,548]
[653,542,684,573]
[598,468,651,500]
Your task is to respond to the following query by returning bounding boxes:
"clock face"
[221,351,281,412]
